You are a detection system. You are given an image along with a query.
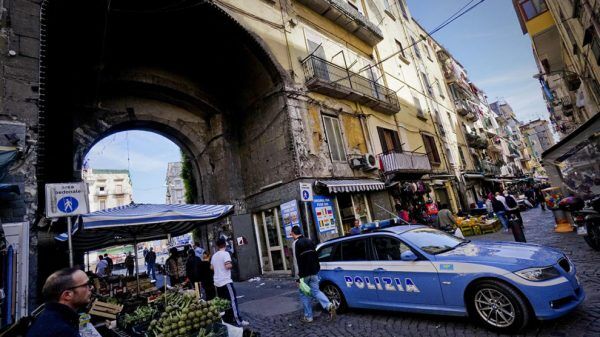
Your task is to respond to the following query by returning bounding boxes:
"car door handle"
[374,268,386,271]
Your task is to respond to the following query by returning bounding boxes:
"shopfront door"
[253,208,289,273]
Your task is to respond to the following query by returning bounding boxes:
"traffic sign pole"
[67,216,74,267]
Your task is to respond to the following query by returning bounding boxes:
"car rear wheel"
[321,283,347,312]
[468,280,530,333]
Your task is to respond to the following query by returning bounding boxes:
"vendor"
[26,268,92,337]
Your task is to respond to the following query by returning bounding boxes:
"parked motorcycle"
[559,195,600,251]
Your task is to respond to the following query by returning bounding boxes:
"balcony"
[378,152,432,175]
[481,160,501,176]
[302,55,400,114]
[295,0,383,46]
[465,132,488,149]
[487,139,502,154]
[455,99,477,121]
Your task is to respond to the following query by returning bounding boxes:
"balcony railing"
[465,132,488,149]
[454,99,477,121]
[378,152,432,175]
[302,55,400,114]
[481,160,501,176]
[295,0,383,46]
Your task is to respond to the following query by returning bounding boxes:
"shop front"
[252,207,290,274]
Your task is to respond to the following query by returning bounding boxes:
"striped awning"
[316,179,386,193]
[55,203,233,251]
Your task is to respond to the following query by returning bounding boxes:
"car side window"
[340,239,368,261]
[372,236,411,261]
[318,243,341,262]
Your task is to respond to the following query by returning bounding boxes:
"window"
[519,0,548,20]
[421,72,433,95]
[377,127,402,153]
[436,81,444,98]
[322,115,347,162]
[395,39,406,59]
[422,134,441,165]
[115,184,123,194]
[459,146,467,167]
[423,42,431,59]
[413,96,425,118]
[340,239,368,261]
[372,236,412,261]
[411,36,421,59]
[318,243,341,262]
[98,186,105,192]
[347,0,363,14]
[398,0,409,19]
[99,199,106,210]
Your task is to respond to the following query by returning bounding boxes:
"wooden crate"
[89,299,123,320]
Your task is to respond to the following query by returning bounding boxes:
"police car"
[316,225,584,333]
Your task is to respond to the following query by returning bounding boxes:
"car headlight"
[514,266,561,281]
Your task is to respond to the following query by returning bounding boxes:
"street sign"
[45,182,90,218]
[299,182,313,202]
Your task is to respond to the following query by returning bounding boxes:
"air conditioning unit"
[363,153,378,170]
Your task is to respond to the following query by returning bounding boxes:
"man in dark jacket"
[26,267,92,337]
[290,226,336,323]
[145,247,157,280]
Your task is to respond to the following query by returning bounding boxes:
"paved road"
[235,207,600,337]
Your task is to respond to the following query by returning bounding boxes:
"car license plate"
[577,226,588,235]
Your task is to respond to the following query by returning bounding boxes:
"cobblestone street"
[236,207,600,337]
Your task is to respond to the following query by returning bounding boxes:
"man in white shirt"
[95,255,108,277]
[211,238,248,327]
[194,242,204,258]
[495,192,509,210]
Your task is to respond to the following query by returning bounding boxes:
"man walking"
[504,191,526,242]
[103,253,113,276]
[291,226,336,323]
[125,252,135,277]
[95,255,108,277]
[26,268,92,337]
[211,238,248,327]
[491,194,510,232]
[145,247,157,280]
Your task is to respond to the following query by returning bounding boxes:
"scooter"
[560,195,600,251]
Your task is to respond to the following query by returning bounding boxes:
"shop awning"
[56,203,234,251]
[542,112,600,163]
[463,174,485,179]
[316,179,386,193]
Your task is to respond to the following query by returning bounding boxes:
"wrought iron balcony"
[454,99,477,121]
[295,0,383,46]
[481,160,501,176]
[302,55,400,114]
[465,132,488,149]
[378,151,432,175]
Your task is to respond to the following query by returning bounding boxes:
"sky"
[84,131,181,204]
[85,0,550,203]
[406,0,549,122]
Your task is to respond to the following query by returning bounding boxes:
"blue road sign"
[57,196,79,214]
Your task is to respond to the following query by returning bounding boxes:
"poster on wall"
[312,195,338,234]
[280,200,301,239]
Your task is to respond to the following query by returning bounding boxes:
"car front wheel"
[321,283,347,312]
[468,280,530,333]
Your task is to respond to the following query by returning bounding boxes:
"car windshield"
[401,227,467,255]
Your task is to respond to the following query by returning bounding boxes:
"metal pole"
[134,239,140,295]
[304,201,311,240]
[67,217,74,267]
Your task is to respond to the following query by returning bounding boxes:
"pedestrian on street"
[535,185,546,210]
[199,251,216,300]
[186,249,202,286]
[103,253,113,276]
[125,252,135,277]
[145,247,157,280]
[95,255,108,277]
[491,194,510,232]
[485,193,494,218]
[166,247,183,286]
[349,218,361,235]
[194,241,205,258]
[211,238,249,327]
[504,191,523,224]
[436,204,456,231]
[26,267,92,337]
[290,225,336,323]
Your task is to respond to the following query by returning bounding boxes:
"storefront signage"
[280,200,301,239]
[299,182,313,202]
[45,182,90,218]
[311,195,338,234]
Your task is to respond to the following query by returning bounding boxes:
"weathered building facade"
[82,169,132,211]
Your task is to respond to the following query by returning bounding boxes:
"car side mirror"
[401,251,418,261]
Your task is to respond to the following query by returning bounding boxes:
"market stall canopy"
[56,203,234,251]
[542,112,600,163]
[316,179,385,193]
